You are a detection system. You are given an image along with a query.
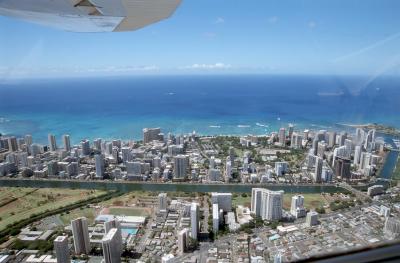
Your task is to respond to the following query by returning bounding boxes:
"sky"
[1,0,400,78]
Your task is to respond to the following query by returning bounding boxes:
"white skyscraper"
[63,134,71,152]
[290,195,306,218]
[251,188,264,217]
[102,228,122,263]
[261,190,284,221]
[95,154,105,178]
[48,134,57,152]
[158,193,168,212]
[190,203,199,240]
[104,219,122,255]
[278,128,286,146]
[225,160,232,182]
[212,203,220,234]
[71,217,90,255]
[54,235,70,263]
[173,154,188,180]
[81,139,90,156]
[354,145,362,166]
[306,211,319,227]
[178,228,188,255]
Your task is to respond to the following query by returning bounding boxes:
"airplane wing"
[0,0,182,32]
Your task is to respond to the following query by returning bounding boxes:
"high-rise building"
[314,156,323,183]
[102,228,122,263]
[93,138,102,151]
[71,217,90,255]
[211,193,232,212]
[95,154,104,178]
[274,162,288,176]
[384,217,400,238]
[48,134,57,152]
[190,203,199,240]
[317,141,327,158]
[25,134,33,146]
[251,188,264,217]
[344,139,352,159]
[81,139,90,156]
[278,128,286,146]
[143,128,161,144]
[334,157,351,181]
[173,154,188,180]
[328,131,336,148]
[158,193,168,212]
[261,190,284,220]
[208,168,221,182]
[178,228,188,255]
[306,211,319,227]
[354,145,362,166]
[63,134,71,152]
[288,124,294,139]
[54,235,70,263]
[225,160,232,182]
[7,136,18,152]
[104,219,122,255]
[290,195,306,218]
[212,203,219,234]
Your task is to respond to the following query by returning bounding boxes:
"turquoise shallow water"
[0,74,399,144]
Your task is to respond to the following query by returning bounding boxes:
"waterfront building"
[275,162,288,176]
[143,127,162,144]
[173,154,188,180]
[80,139,90,156]
[48,134,57,151]
[95,154,104,178]
[7,136,18,152]
[62,134,71,152]
[314,156,323,183]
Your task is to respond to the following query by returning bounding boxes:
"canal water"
[0,179,348,194]
[379,133,400,180]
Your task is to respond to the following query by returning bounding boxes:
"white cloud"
[215,17,225,24]
[181,63,232,70]
[268,16,279,24]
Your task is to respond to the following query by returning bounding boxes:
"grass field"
[0,187,106,231]
[232,193,327,211]
[107,207,151,217]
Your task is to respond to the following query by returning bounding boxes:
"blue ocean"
[0,74,400,144]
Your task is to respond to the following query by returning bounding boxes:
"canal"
[0,178,348,194]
